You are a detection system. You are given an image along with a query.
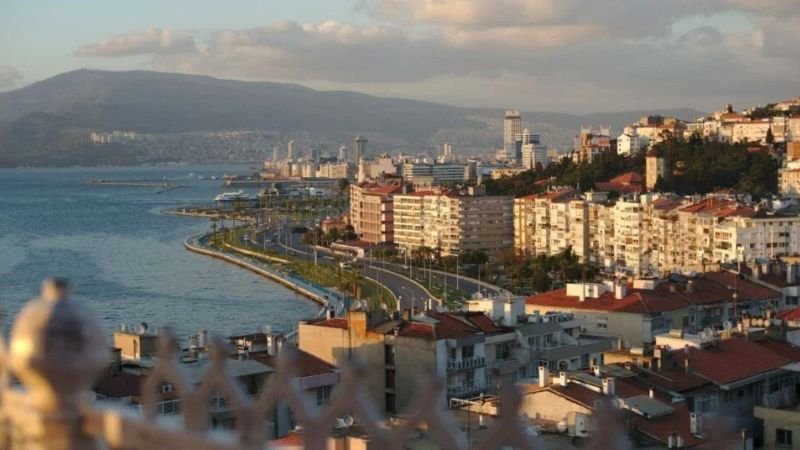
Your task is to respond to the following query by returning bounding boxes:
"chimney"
[614,282,627,300]
[754,263,762,279]
[592,366,601,377]
[684,357,690,374]
[538,366,551,387]
[649,388,655,399]
[403,308,412,321]
[602,377,616,396]
[686,280,695,294]
[348,310,368,338]
[326,307,335,320]
[690,412,703,435]
[558,371,568,387]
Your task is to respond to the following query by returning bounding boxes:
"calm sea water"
[0,165,318,340]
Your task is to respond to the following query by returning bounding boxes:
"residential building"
[573,126,612,164]
[349,180,402,244]
[357,155,397,182]
[645,150,666,190]
[616,132,642,156]
[298,309,521,413]
[401,161,468,186]
[98,326,337,438]
[394,186,513,256]
[521,129,548,170]
[525,274,780,347]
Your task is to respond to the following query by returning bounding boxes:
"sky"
[1,0,799,113]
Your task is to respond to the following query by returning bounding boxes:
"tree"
[766,127,775,146]
[337,178,350,195]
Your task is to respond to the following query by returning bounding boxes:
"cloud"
[72,1,800,111]
[75,28,196,57]
[0,66,23,90]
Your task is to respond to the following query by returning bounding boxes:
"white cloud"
[75,28,196,57]
[72,1,800,111]
[0,66,22,90]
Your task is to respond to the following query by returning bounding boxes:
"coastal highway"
[244,225,434,311]
[247,221,508,308]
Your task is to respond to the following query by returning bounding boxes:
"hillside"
[0,69,705,167]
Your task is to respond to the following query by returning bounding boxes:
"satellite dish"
[342,415,355,427]
[723,321,733,331]
[704,327,713,338]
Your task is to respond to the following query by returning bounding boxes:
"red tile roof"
[251,349,337,377]
[671,338,790,385]
[94,372,143,398]
[754,338,800,361]
[630,365,710,393]
[526,274,778,315]
[609,172,643,186]
[313,318,349,329]
[526,286,688,315]
[777,307,800,321]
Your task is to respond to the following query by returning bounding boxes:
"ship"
[214,190,256,202]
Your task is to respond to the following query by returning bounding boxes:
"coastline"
[183,234,338,313]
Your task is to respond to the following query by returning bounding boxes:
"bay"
[0,164,319,340]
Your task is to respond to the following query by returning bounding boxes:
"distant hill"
[0,69,704,167]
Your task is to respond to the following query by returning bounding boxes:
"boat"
[214,190,256,202]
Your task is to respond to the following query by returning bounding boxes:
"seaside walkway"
[184,234,345,317]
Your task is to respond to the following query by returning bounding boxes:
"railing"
[0,278,540,450]
[448,381,487,397]
[447,356,486,370]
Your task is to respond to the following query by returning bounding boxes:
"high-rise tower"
[353,135,367,163]
[503,110,523,161]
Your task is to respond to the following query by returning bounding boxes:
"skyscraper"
[287,140,295,160]
[353,135,367,163]
[441,142,454,162]
[338,145,348,162]
[503,110,523,161]
[272,146,279,162]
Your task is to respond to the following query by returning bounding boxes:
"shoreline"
[183,234,336,312]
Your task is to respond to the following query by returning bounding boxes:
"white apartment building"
[616,132,643,156]
[394,187,514,256]
[357,155,397,182]
[401,162,468,187]
[514,191,800,276]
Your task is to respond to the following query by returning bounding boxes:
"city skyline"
[1,0,799,113]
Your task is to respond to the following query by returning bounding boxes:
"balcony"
[447,381,487,397]
[447,356,485,370]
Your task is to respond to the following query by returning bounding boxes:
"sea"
[0,164,319,341]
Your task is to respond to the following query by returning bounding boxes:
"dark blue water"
[0,165,318,339]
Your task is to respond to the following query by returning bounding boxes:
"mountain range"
[0,69,704,167]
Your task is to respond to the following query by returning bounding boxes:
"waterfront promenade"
[184,233,344,316]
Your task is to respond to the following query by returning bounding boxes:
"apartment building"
[514,190,800,276]
[298,309,521,413]
[401,162,468,187]
[525,274,780,347]
[349,181,402,244]
[394,187,514,256]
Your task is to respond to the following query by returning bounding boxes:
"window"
[385,393,397,414]
[777,428,793,447]
[597,319,608,330]
[385,369,396,390]
[694,393,718,414]
[161,383,173,393]
[462,345,474,359]
[316,385,332,406]
[384,344,395,366]
[497,342,511,360]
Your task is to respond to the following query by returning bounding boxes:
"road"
[245,223,434,311]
